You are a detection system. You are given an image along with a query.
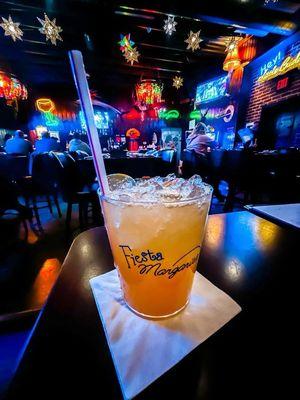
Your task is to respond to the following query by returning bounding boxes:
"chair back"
[49,152,86,201]
[0,154,29,181]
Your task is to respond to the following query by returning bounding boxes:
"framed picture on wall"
[161,127,182,162]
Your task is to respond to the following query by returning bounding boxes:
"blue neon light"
[195,76,228,104]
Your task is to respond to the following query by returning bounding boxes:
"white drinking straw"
[68,50,109,195]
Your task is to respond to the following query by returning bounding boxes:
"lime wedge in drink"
[107,174,136,191]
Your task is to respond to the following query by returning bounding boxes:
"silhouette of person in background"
[5,130,32,155]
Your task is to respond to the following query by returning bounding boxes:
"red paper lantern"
[227,66,244,95]
[238,36,256,66]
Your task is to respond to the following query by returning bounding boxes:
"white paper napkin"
[90,270,241,399]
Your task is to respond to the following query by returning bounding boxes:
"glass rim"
[98,183,213,206]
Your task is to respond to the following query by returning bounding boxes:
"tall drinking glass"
[99,181,212,319]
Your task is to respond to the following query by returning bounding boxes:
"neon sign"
[259,51,283,78]
[79,110,109,130]
[35,98,60,127]
[258,51,300,83]
[190,105,235,122]
[195,76,228,104]
[158,109,180,120]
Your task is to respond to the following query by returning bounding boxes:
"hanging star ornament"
[163,15,177,36]
[118,33,134,53]
[185,30,202,51]
[173,76,183,89]
[225,36,240,53]
[0,15,23,41]
[124,47,140,65]
[37,13,63,45]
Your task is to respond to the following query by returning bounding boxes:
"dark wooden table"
[6,212,298,399]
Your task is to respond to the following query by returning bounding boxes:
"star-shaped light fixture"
[173,76,183,89]
[225,36,240,53]
[0,15,23,41]
[163,15,177,36]
[185,30,202,52]
[119,33,134,52]
[124,47,140,65]
[37,13,63,45]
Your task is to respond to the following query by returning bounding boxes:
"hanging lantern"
[223,45,241,72]
[238,36,256,66]
[0,71,28,102]
[227,66,244,95]
[135,79,163,107]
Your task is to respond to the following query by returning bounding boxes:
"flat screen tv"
[195,75,228,105]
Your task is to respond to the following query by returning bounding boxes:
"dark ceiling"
[0,0,299,107]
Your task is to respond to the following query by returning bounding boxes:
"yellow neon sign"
[258,51,300,83]
[36,98,55,113]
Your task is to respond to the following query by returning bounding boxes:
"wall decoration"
[0,15,23,41]
[185,30,202,52]
[36,98,55,113]
[190,105,235,123]
[35,98,60,127]
[257,50,300,83]
[37,13,63,45]
[173,76,183,89]
[158,109,180,120]
[163,16,177,36]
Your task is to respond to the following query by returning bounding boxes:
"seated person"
[185,122,214,156]
[68,132,91,155]
[5,130,33,155]
[34,130,60,153]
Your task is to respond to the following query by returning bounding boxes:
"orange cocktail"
[100,177,212,318]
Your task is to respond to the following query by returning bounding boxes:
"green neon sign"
[159,109,180,120]
[189,110,201,120]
